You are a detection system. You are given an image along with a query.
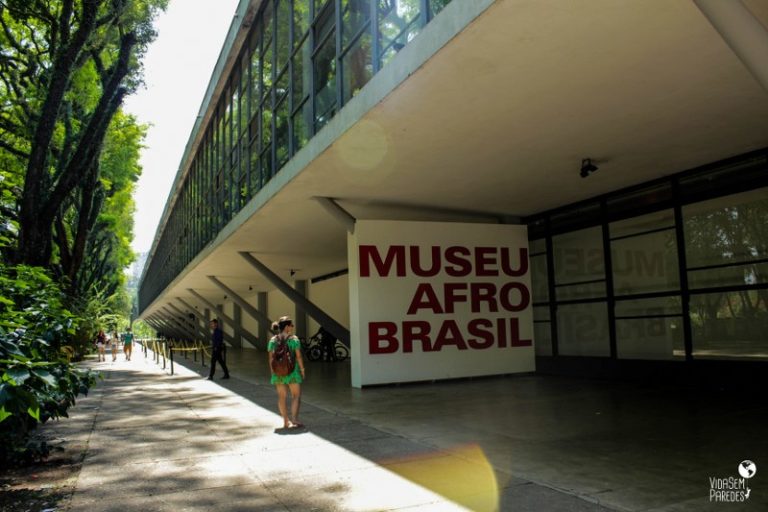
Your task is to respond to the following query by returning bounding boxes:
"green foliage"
[0,262,97,465]
[131,319,156,339]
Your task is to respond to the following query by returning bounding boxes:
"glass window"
[314,28,337,130]
[428,0,451,19]
[342,31,372,104]
[261,105,273,148]
[260,145,273,181]
[530,253,549,303]
[342,0,370,46]
[684,188,768,289]
[557,302,610,356]
[249,139,261,194]
[552,226,605,300]
[276,0,290,70]
[275,97,289,168]
[292,99,311,152]
[314,0,331,17]
[615,297,684,360]
[292,37,311,107]
[691,291,768,360]
[378,0,421,68]
[250,29,261,113]
[610,210,680,295]
[294,0,310,43]
[533,306,552,356]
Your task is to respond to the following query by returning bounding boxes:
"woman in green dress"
[268,316,306,429]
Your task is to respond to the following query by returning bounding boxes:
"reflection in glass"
[552,227,605,300]
[292,99,311,152]
[557,302,610,356]
[294,0,310,42]
[615,297,683,360]
[342,0,370,46]
[683,188,768,288]
[275,98,289,168]
[342,32,372,104]
[691,291,768,360]
[530,253,549,303]
[276,0,290,70]
[379,0,421,67]
[429,0,451,18]
[610,212,679,295]
[314,29,337,130]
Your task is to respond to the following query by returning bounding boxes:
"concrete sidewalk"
[50,352,614,511]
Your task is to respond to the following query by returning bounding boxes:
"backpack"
[271,337,295,376]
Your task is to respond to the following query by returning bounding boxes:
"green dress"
[268,335,303,385]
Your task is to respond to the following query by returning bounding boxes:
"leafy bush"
[0,264,98,464]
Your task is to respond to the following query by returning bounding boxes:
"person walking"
[111,330,119,362]
[268,316,306,429]
[95,329,107,362]
[122,327,134,361]
[206,319,230,380]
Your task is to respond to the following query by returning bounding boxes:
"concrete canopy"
[141,0,768,321]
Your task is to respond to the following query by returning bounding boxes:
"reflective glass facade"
[140,0,453,311]
[527,149,768,362]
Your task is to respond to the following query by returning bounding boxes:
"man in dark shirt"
[207,319,230,380]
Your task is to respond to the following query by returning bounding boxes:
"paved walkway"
[42,345,767,511]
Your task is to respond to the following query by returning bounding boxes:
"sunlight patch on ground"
[382,443,500,512]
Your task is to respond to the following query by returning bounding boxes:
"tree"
[0,0,166,267]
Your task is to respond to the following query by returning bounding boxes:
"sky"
[123,0,241,254]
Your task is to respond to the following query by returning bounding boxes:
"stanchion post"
[170,341,174,376]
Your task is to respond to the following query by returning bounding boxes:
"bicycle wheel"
[308,345,322,362]
[334,343,349,362]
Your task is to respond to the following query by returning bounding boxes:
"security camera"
[580,158,598,178]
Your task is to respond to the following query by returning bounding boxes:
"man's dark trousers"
[209,347,229,378]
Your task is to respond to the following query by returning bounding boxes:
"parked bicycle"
[302,327,349,362]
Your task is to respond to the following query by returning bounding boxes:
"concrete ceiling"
[143,0,768,320]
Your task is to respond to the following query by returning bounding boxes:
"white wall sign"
[348,220,535,387]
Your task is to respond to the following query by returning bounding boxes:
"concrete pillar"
[207,276,272,349]
[240,252,350,346]
[258,292,269,343]
[188,289,259,348]
[294,279,308,340]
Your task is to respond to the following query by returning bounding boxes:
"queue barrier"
[136,338,211,376]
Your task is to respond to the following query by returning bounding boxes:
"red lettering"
[475,247,498,276]
[500,283,530,312]
[433,320,468,351]
[367,318,531,353]
[501,248,528,277]
[445,246,472,277]
[508,318,532,347]
[470,283,498,313]
[407,283,444,315]
[444,283,468,313]
[410,246,441,277]
[467,319,494,349]
[497,317,507,348]
[402,321,433,352]
[369,322,398,354]
[359,245,405,277]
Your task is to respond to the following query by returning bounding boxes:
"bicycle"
[305,327,349,362]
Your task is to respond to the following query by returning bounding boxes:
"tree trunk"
[17,0,99,266]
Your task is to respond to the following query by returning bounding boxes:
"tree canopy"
[0,0,166,301]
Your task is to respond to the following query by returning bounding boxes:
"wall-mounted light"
[580,158,598,178]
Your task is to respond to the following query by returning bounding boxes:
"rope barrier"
[137,337,210,376]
